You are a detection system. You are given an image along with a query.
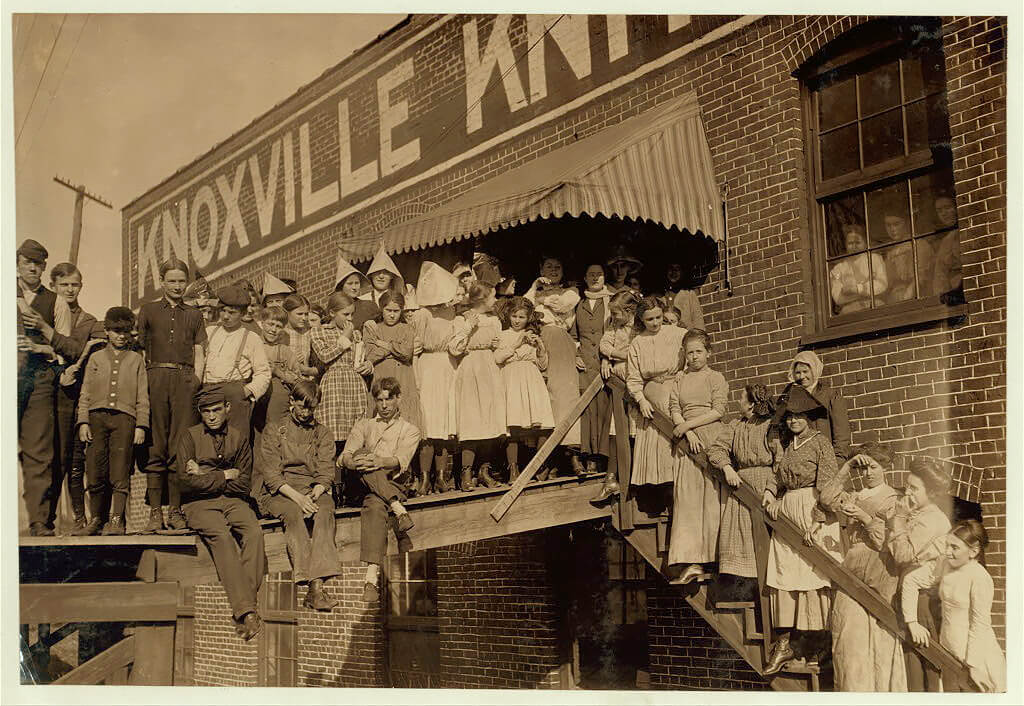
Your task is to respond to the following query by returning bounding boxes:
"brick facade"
[437,533,563,689]
[125,13,1007,688]
[192,584,259,687]
[296,564,386,687]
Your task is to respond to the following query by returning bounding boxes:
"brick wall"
[437,532,563,689]
[646,578,769,690]
[296,563,386,687]
[192,584,259,687]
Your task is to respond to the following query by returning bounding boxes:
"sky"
[12,12,405,316]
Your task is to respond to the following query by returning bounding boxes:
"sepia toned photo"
[8,9,1014,697]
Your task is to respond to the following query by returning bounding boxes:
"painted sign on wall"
[125,14,736,305]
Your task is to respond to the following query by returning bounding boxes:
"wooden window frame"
[257,572,298,688]
[797,19,966,345]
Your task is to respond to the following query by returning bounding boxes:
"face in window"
[884,215,908,242]
[844,227,867,254]
[934,197,957,229]
[666,263,683,286]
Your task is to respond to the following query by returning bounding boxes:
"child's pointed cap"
[415,261,459,307]
[335,255,371,295]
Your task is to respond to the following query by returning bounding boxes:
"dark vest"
[19,284,58,350]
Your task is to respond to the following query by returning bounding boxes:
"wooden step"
[743,606,763,640]
[715,600,756,610]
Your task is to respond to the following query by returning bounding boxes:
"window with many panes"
[385,550,440,688]
[258,571,297,687]
[606,538,647,626]
[801,18,964,341]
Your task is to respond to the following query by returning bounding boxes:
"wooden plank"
[490,375,604,521]
[19,535,198,548]
[21,582,178,624]
[53,635,135,685]
[129,623,175,686]
[153,479,609,585]
[611,384,634,530]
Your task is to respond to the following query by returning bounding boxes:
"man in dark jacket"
[177,386,265,641]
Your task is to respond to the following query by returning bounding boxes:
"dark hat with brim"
[194,385,227,409]
[779,385,825,416]
[17,239,48,262]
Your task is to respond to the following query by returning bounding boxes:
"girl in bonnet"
[775,350,851,465]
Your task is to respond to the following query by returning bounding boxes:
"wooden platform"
[21,474,609,586]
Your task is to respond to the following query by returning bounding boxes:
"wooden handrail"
[489,375,604,521]
[605,377,974,687]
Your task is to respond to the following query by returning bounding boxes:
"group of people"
[829,194,963,315]
[16,234,1003,689]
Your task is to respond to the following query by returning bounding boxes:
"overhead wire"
[22,15,90,159]
[14,15,38,77]
[16,14,67,147]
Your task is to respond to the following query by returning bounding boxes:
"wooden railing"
[489,374,976,690]
[602,376,975,689]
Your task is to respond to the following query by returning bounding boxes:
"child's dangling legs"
[505,437,519,481]
[418,442,435,495]
[460,443,477,491]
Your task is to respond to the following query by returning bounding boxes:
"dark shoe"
[416,470,432,496]
[585,458,599,474]
[303,581,338,612]
[73,517,104,536]
[362,581,380,603]
[166,508,187,531]
[395,512,414,534]
[763,633,794,675]
[570,454,587,476]
[535,467,551,482]
[66,513,87,536]
[436,458,455,493]
[478,463,501,489]
[144,507,164,533]
[240,612,264,642]
[508,463,520,483]
[590,469,621,504]
[29,522,54,537]
[100,516,125,536]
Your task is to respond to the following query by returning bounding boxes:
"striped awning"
[345,92,723,261]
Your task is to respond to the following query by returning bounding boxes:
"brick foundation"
[192,584,258,687]
[296,563,386,687]
[437,532,563,689]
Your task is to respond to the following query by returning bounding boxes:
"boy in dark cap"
[16,238,72,536]
[202,285,270,439]
[76,308,150,535]
[136,257,207,532]
[177,386,266,641]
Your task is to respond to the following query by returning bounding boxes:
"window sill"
[800,302,967,346]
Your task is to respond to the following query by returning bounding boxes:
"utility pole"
[53,175,113,265]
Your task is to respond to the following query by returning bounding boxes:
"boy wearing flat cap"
[16,238,72,536]
[177,386,266,641]
[202,285,270,439]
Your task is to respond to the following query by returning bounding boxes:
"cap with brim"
[89,321,107,339]
[17,239,48,262]
[606,245,643,270]
[416,261,459,307]
[217,285,250,308]
[779,385,825,416]
[335,255,371,295]
[195,385,227,409]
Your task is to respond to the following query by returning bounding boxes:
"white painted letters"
[527,15,592,103]
[216,162,250,258]
[283,132,296,226]
[463,15,527,134]
[189,185,219,269]
[667,16,691,33]
[161,200,188,263]
[137,216,161,302]
[299,121,340,217]
[338,99,379,195]
[606,15,629,62]
[249,139,281,237]
[377,58,421,177]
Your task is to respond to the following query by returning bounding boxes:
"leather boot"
[436,456,455,493]
[166,507,188,531]
[66,512,87,536]
[416,467,432,496]
[590,467,621,504]
[72,517,104,536]
[478,463,501,489]
[303,579,339,612]
[144,507,164,533]
[100,515,125,536]
[763,632,795,675]
[460,465,475,492]
[535,466,551,481]
[570,454,587,477]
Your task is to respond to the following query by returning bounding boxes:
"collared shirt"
[256,415,335,496]
[77,345,150,428]
[17,280,71,364]
[203,325,271,400]
[137,297,207,366]
[176,422,253,502]
[343,414,421,473]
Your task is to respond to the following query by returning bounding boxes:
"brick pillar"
[437,531,563,689]
[646,578,769,690]
[296,562,386,687]
[192,584,258,687]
